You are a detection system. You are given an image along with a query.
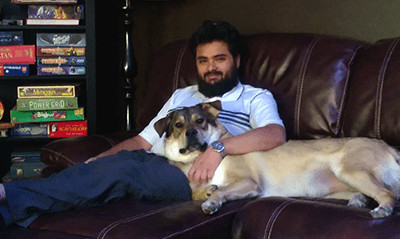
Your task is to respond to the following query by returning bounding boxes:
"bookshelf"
[0,0,96,179]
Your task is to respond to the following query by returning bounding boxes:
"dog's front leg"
[202,179,260,214]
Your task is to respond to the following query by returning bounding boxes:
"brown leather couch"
[3,32,400,238]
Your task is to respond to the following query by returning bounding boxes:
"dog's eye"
[196,118,204,124]
[175,122,184,128]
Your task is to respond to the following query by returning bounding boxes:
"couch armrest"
[40,131,138,175]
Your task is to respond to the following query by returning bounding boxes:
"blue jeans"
[0,150,191,227]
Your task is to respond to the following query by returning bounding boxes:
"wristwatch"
[211,141,226,158]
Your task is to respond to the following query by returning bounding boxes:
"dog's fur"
[154,103,400,218]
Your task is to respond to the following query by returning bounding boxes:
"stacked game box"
[0,31,35,76]
[36,33,86,75]
[10,84,87,138]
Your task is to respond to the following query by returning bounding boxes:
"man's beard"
[198,68,239,98]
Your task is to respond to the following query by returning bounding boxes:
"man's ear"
[201,100,221,119]
[154,115,171,137]
[235,55,241,69]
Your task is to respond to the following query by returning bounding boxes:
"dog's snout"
[186,129,198,137]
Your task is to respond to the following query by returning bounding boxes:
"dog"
[154,102,400,218]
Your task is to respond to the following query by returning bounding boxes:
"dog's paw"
[201,200,221,215]
[369,206,393,218]
[348,193,367,208]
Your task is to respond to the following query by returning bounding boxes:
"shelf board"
[0,25,86,31]
[0,75,86,81]
[0,136,55,143]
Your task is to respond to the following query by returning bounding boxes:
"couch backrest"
[342,37,400,148]
[136,32,400,146]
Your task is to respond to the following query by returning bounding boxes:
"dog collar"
[211,141,226,158]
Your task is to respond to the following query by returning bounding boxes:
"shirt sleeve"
[249,90,284,129]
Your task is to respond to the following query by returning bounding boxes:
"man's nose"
[208,60,217,71]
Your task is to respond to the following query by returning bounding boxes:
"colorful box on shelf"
[48,120,87,138]
[10,107,85,123]
[0,45,35,64]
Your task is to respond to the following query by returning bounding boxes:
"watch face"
[212,141,224,152]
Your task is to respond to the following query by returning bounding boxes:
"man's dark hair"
[189,20,245,58]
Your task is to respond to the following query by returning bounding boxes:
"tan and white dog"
[154,103,400,218]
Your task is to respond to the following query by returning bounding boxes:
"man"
[0,20,286,228]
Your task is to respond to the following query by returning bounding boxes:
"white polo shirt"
[139,82,284,155]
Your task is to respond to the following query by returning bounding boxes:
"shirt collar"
[193,81,244,102]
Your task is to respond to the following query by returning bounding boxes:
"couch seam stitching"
[337,44,364,137]
[263,199,296,239]
[97,208,168,239]
[173,42,189,91]
[294,38,319,138]
[40,148,76,165]
[161,210,236,239]
[375,37,400,139]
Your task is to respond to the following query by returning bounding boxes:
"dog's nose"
[186,129,198,137]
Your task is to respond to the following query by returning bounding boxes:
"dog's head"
[154,101,227,163]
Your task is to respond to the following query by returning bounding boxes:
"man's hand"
[188,147,223,187]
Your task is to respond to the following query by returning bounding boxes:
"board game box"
[0,31,23,46]
[36,33,86,47]
[10,107,85,123]
[37,46,85,57]
[28,5,84,19]
[10,122,48,136]
[10,151,45,179]
[48,120,87,137]
[17,97,78,111]
[0,64,29,76]
[0,45,36,64]
[37,56,86,66]
[37,66,85,75]
[17,85,79,98]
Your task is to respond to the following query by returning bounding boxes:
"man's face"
[196,40,240,97]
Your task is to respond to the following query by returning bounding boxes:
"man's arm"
[85,135,152,163]
[188,124,286,186]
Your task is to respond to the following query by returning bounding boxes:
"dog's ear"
[201,101,221,119]
[154,115,172,137]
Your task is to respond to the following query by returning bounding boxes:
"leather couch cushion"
[342,37,400,148]
[232,197,400,239]
[28,199,250,239]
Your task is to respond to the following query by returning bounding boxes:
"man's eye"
[196,118,204,124]
[175,122,184,128]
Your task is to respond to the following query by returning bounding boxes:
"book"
[0,45,36,64]
[17,85,78,98]
[0,64,29,76]
[17,97,78,111]
[48,120,87,138]
[37,66,85,75]
[26,19,79,26]
[27,5,84,19]
[37,56,86,66]
[0,31,23,46]
[12,0,77,4]
[36,33,86,47]
[10,122,48,136]
[37,47,86,57]
[10,107,85,123]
